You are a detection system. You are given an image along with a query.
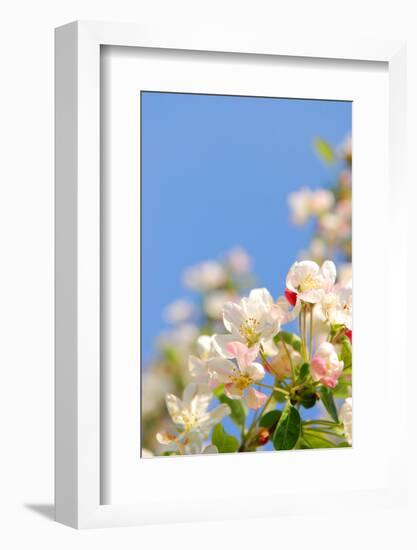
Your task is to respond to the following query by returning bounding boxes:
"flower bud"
[256,428,270,446]
[284,288,298,307]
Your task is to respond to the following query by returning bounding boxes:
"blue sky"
[141,91,351,362]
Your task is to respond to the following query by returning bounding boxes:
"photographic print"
[140,91,352,457]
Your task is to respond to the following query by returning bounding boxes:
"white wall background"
[0,1,415,548]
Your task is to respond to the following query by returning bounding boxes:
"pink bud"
[311,356,327,377]
[285,288,298,307]
[345,329,352,343]
[256,428,270,446]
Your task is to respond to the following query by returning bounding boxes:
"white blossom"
[163,299,195,324]
[286,260,336,304]
[339,398,352,444]
[213,288,281,356]
[156,383,230,455]
[183,260,227,291]
[208,341,267,409]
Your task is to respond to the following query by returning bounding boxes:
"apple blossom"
[182,260,227,291]
[188,335,232,386]
[337,263,352,287]
[288,187,313,225]
[208,341,267,409]
[225,247,252,274]
[316,284,352,330]
[286,260,336,304]
[311,342,344,388]
[309,189,335,215]
[163,299,195,324]
[157,323,199,354]
[156,383,230,455]
[339,398,352,444]
[203,290,237,320]
[156,430,219,455]
[269,341,302,380]
[213,288,281,355]
[338,135,352,162]
[288,188,334,225]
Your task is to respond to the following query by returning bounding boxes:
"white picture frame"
[55,21,407,529]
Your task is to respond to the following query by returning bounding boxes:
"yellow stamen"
[239,317,261,346]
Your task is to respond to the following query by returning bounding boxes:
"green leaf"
[297,362,310,383]
[274,331,302,353]
[333,372,352,399]
[273,402,301,450]
[211,424,239,453]
[272,389,287,403]
[302,431,336,448]
[259,410,282,431]
[313,137,334,164]
[340,337,352,369]
[218,393,246,427]
[319,387,339,422]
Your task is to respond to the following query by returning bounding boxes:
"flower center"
[178,411,198,431]
[230,373,253,390]
[299,274,321,292]
[239,317,261,346]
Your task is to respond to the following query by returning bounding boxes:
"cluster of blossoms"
[141,248,255,452]
[288,135,352,267]
[152,259,352,456]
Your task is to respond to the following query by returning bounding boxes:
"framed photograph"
[55,21,407,528]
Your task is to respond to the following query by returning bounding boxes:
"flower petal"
[156,431,177,448]
[196,335,214,359]
[208,357,236,383]
[165,393,183,423]
[187,383,213,418]
[245,387,268,409]
[244,361,265,382]
[199,403,231,428]
[249,288,274,308]
[222,301,245,334]
[299,288,324,304]
[224,383,244,400]
[213,333,242,358]
[188,355,205,378]
[321,260,337,288]
[226,341,260,369]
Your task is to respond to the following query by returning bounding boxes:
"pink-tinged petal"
[226,341,259,369]
[322,376,337,389]
[345,329,352,343]
[311,356,327,377]
[224,383,244,400]
[212,333,240,358]
[245,387,268,409]
[285,288,298,307]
